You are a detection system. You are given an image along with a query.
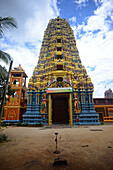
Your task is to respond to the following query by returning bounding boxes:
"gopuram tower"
[23,16,100,125]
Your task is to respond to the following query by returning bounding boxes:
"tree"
[0,16,17,36]
[0,65,15,103]
[0,16,17,126]
[0,51,12,65]
[0,17,17,64]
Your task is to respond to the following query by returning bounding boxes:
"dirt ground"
[0,125,113,170]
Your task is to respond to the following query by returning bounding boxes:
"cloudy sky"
[0,0,113,97]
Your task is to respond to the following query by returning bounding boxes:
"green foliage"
[10,122,14,126]
[0,134,8,143]
[101,122,104,125]
[0,51,12,64]
[1,122,7,127]
[22,123,28,127]
[16,123,43,127]
[35,123,40,126]
[35,123,43,127]
[0,66,7,104]
[0,65,7,82]
[28,123,43,127]
[0,16,17,37]
[16,122,22,126]
[0,83,15,104]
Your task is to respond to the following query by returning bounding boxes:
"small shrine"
[23,16,100,125]
[4,65,28,124]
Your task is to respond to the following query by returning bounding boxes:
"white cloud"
[76,0,113,34]
[1,0,59,44]
[83,15,108,33]
[73,0,113,97]
[74,0,88,4]
[0,0,60,85]
[76,33,113,98]
[93,0,102,6]
[69,16,76,23]
[5,45,40,84]
[74,0,88,8]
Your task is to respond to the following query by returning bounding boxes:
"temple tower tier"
[23,16,100,125]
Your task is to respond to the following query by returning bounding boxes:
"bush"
[16,122,22,126]
[22,123,28,127]
[35,123,39,127]
[35,123,43,127]
[2,122,7,127]
[0,134,8,143]
[10,122,14,126]
[15,122,43,127]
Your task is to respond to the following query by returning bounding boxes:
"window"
[109,111,113,116]
[56,55,62,59]
[57,65,63,70]
[57,47,61,51]
[57,39,61,43]
[12,74,21,77]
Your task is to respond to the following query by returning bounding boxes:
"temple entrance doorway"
[52,93,69,124]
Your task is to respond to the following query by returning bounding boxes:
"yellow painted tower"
[23,16,100,125]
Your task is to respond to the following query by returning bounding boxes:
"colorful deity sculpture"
[40,94,48,122]
[73,93,80,113]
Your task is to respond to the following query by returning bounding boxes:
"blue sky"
[57,0,98,24]
[0,0,113,97]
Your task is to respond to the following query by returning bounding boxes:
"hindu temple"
[23,16,100,125]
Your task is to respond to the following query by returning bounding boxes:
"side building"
[3,65,28,124]
[94,97,113,122]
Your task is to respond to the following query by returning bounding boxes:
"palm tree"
[0,16,17,64]
[0,66,7,102]
[0,16,17,126]
[0,51,12,64]
[0,16,17,36]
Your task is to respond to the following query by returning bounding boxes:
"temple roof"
[12,64,28,77]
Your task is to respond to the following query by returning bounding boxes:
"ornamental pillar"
[30,94,32,104]
[48,94,52,125]
[69,93,73,125]
[36,94,37,104]
[38,94,40,104]
[88,93,91,103]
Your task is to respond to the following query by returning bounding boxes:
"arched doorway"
[52,93,69,124]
